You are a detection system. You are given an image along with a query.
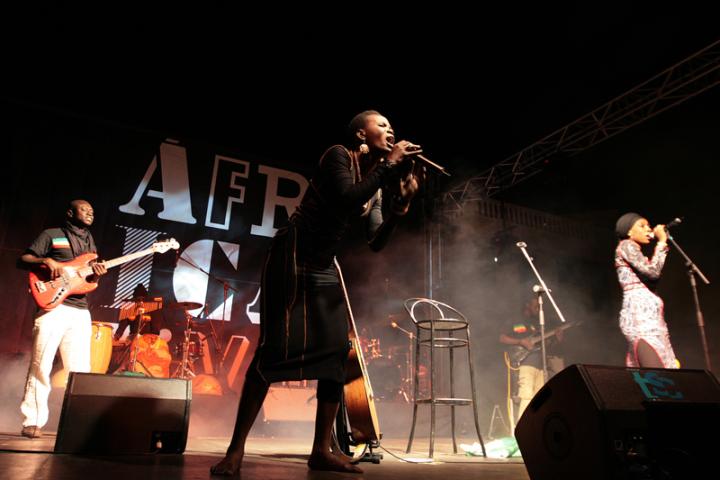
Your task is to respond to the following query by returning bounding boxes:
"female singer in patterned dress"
[614,212,678,369]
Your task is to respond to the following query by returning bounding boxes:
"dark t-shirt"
[505,317,562,368]
[26,227,96,309]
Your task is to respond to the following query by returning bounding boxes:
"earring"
[359,143,369,154]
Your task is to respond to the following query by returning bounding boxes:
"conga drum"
[90,322,114,373]
[129,333,172,378]
[51,321,114,387]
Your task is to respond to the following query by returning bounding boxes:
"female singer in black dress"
[211,110,421,475]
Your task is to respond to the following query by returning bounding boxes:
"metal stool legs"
[467,332,487,457]
[404,302,487,458]
[405,328,421,453]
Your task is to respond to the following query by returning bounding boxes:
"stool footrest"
[416,319,469,331]
[414,397,472,406]
[419,338,469,348]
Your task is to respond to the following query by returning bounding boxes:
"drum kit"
[107,299,221,383]
[361,336,415,402]
[51,299,416,402]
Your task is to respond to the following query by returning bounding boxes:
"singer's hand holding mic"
[386,140,421,167]
[653,224,668,243]
[385,140,450,176]
[385,140,424,215]
[648,218,682,243]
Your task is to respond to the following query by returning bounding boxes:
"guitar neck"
[530,323,575,346]
[79,247,155,276]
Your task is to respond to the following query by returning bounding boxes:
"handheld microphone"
[666,217,683,229]
[408,152,451,177]
[533,285,551,293]
[386,144,451,176]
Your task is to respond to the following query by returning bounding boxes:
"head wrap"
[615,212,643,239]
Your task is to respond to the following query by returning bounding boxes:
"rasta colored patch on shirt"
[513,324,528,334]
[51,237,71,249]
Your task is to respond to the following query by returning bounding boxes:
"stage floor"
[0,378,527,479]
[0,433,528,480]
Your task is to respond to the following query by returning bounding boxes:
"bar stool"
[404,297,487,458]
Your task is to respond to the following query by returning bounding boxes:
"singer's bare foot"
[210,450,243,476]
[333,449,357,464]
[330,443,357,464]
[308,451,363,473]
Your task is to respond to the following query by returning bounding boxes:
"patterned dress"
[614,239,677,368]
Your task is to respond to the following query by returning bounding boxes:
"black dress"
[248,145,399,384]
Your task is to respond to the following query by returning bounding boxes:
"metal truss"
[444,38,720,213]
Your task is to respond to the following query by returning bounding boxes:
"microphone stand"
[391,321,415,402]
[535,290,548,382]
[665,231,712,371]
[516,242,568,382]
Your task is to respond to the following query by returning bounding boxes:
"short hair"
[346,110,382,148]
[68,199,90,212]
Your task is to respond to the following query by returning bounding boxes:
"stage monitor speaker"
[515,364,720,480]
[54,372,191,454]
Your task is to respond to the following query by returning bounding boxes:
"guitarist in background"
[211,110,421,476]
[18,199,107,438]
[500,297,565,424]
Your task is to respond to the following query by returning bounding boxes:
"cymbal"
[165,301,203,310]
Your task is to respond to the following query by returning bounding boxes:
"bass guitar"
[29,239,179,310]
[507,320,581,367]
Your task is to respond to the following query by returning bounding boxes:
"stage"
[0,384,527,480]
[0,434,527,480]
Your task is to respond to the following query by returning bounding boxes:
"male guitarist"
[18,199,107,438]
[499,297,565,424]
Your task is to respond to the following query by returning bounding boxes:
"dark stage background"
[0,6,718,433]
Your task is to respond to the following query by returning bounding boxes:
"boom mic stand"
[391,320,415,402]
[535,289,548,382]
[665,230,712,371]
[176,254,240,389]
[516,242,568,382]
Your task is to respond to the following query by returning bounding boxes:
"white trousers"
[20,304,91,428]
[516,356,565,422]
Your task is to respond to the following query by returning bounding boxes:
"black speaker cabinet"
[54,373,192,454]
[515,364,720,480]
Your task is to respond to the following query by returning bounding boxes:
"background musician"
[17,199,107,438]
[500,296,565,425]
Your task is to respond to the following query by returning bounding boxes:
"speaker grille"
[516,364,720,480]
[55,373,192,454]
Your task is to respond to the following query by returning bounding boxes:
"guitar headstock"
[152,238,180,254]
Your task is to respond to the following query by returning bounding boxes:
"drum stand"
[174,308,197,379]
[128,312,151,375]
